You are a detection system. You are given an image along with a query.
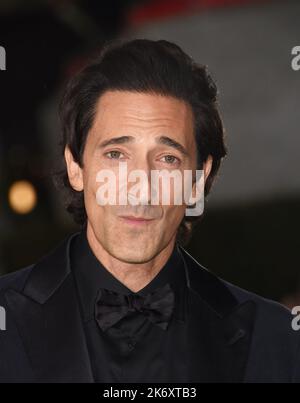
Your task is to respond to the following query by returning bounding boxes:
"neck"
[85,224,176,293]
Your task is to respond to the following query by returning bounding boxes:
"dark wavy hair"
[55,38,227,246]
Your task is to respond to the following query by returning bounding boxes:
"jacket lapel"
[4,233,94,383]
[179,246,256,383]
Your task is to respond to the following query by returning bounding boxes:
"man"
[0,38,299,383]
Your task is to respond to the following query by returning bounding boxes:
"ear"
[190,155,213,202]
[203,154,213,181]
[64,146,84,191]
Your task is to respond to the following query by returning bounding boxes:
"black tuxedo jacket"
[0,232,299,383]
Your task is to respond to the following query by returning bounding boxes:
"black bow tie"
[95,283,175,332]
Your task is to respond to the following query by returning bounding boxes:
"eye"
[160,155,180,165]
[105,150,125,160]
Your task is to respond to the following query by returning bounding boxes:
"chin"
[109,243,156,264]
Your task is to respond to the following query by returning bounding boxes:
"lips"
[120,215,153,221]
[119,215,155,225]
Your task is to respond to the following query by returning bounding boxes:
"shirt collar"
[70,229,187,324]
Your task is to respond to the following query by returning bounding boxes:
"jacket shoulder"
[222,279,300,382]
[0,264,34,294]
[224,279,292,320]
[222,279,299,346]
[182,245,296,339]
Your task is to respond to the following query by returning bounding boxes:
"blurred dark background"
[0,0,299,307]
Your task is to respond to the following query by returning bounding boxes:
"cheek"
[82,161,103,199]
[82,179,96,215]
[163,205,186,231]
[82,170,104,222]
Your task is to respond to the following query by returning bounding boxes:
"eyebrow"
[98,136,135,148]
[158,136,189,157]
[98,135,189,157]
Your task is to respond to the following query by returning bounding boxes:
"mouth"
[118,215,156,226]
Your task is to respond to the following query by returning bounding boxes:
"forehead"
[90,90,195,139]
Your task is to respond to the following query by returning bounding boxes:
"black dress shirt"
[70,229,189,383]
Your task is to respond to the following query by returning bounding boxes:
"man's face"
[66,90,209,263]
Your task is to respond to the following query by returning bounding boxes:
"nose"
[127,157,154,206]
